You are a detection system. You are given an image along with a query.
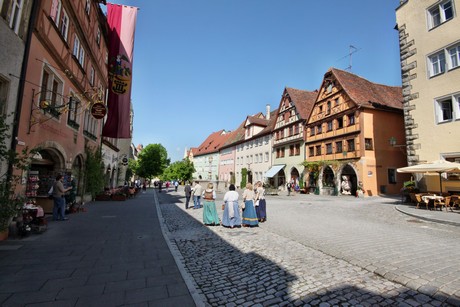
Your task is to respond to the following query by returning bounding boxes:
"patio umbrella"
[397,160,460,193]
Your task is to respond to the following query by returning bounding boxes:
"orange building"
[14,0,108,209]
[305,68,410,196]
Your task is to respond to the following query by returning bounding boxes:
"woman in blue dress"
[254,181,267,222]
[241,183,258,227]
[202,183,220,226]
[222,184,241,228]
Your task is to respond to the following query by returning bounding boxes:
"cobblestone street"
[157,190,460,306]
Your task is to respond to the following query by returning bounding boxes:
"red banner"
[102,3,137,138]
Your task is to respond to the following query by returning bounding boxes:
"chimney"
[266,104,271,120]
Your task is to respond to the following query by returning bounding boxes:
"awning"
[265,165,285,178]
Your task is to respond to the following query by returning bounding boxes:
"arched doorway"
[290,167,300,190]
[321,166,336,195]
[341,164,357,196]
[27,148,70,213]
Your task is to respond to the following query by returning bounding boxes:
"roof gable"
[283,87,318,120]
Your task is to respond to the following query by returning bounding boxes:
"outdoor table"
[422,195,444,210]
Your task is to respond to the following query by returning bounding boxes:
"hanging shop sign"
[91,102,107,119]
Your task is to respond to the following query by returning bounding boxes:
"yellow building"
[396,0,460,193]
[305,68,410,196]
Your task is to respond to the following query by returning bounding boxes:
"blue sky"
[107,0,402,162]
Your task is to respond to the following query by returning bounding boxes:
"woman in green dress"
[202,183,220,226]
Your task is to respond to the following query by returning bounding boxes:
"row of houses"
[0,0,135,211]
[187,67,410,196]
[187,0,460,196]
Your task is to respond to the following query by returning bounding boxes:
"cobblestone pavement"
[157,190,460,307]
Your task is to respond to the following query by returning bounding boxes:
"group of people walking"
[183,181,267,228]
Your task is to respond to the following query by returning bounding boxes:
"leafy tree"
[136,144,170,181]
[162,158,195,183]
[240,168,247,189]
[84,146,105,198]
[124,159,135,182]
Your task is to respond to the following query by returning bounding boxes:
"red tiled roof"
[330,68,403,110]
[285,87,318,119]
[195,130,232,156]
[221,120,246,148]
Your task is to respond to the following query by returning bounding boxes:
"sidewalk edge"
[395,206,460,227]
[153,190,205,307]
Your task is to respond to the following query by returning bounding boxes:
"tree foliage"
[136,144,170,180]
[0,114,38,231]
[162,158,195,182]
[84,146,105,198]
[240,168,247,189]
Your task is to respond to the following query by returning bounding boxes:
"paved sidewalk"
[395,203,460,227]
[0,189,197,306]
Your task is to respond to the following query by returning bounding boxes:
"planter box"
[111,195,126,201]
[95,194,111,201]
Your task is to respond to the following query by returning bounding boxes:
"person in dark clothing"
[184,181,192,209]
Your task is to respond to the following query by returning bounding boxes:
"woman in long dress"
[202,183,220,226]
[254,181,267,222]
[222,184,241,228]
[241,183,259,227]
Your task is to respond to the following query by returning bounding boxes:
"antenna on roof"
[337,45,361,71]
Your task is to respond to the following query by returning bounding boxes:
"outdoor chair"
[409,193,417,204]
[414,193,427,209]
[434,196,451,212]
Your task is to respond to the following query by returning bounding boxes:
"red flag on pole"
[102,3,137,138]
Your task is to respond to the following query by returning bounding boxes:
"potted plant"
[0,114,37,239]
[111,191,126,201]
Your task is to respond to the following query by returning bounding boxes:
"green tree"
[124,159,135,182]
[84,146,105,198]
[240,168,247,189]
[162,158,195,182]
[136,144,170,181]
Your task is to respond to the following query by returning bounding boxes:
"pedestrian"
[52,174,72,221]
[193,181,202,209]
[174,180,179,192]
[65,175,77,211]
[222,184,241,228]
[158,180,162,193]
[286,181,291,196]
[142,181,146,192]
[241,182,258,227]
[165,181,170,192]
[202,182,220,226]
[184,181,192,209]
[254,181,267,222]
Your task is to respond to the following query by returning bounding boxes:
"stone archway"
[289,168,300,183]
[321,166,336,195]
[340,164,358,196]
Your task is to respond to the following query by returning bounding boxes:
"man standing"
[174,180,179,192]
[52,174,72,221]
[184,181,192,209]
[193,181,202,209]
